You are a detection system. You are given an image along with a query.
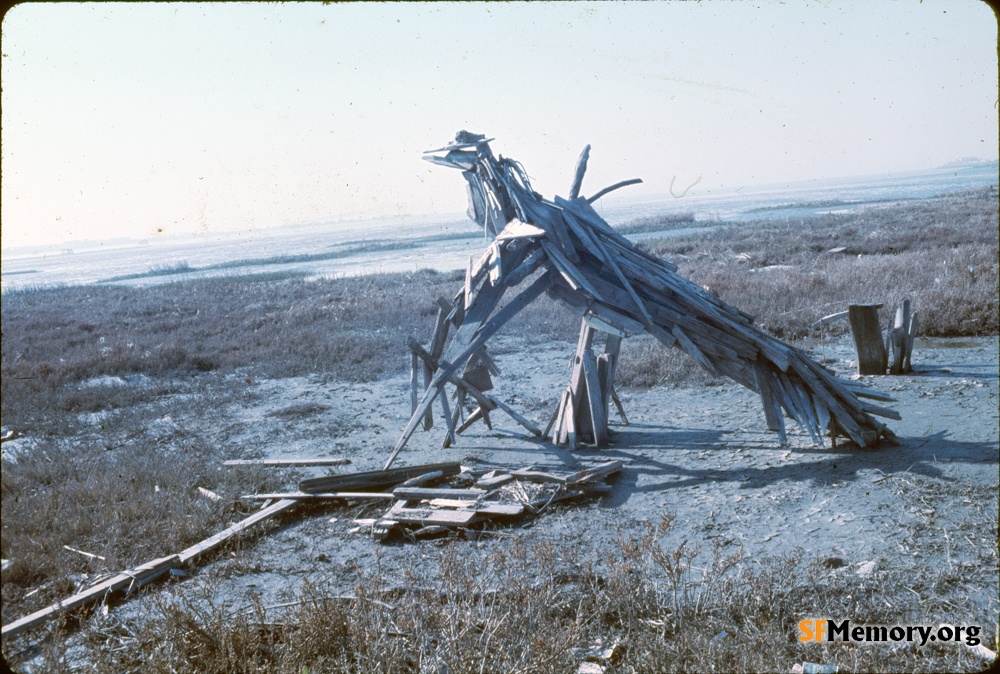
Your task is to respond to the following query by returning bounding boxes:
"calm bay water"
[2,161,996,293]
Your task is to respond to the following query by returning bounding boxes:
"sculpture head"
[423,131,537,238]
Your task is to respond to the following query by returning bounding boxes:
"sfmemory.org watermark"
[799,619,983,647]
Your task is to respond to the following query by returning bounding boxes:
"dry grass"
[10,515,994,673]
[0,418,287,624]
[642,187,999,340]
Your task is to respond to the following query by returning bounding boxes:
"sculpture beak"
[422,149,478,171]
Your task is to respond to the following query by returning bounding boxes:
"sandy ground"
[73,332,994,638]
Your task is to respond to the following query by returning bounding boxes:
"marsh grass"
[642,187,998,340]
[13,515,994,673]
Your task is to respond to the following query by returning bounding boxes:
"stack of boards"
[278,460,623,539]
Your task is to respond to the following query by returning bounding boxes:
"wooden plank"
[456,406,484,434]
[504,246,547,287]
[597,354,611,431]
[421,358,435,431]
[2,554,180,638]
[791,363,870,447]
[587,302,646,336]
[301,462,462,494]
[566,460,623,485]
[582,349,607,445]
[671,325,718,375]
[553,196,619,237]
[464,255,473,310]
[903,310,917,373]
[393,487,486,501]
[546,389,568,441]
[397,470,446,488]
[583,313,626,338]
[241,492,394,501]
[568,322,596,445]
[496,219,548,241]
[568,144,591,199]
[409,337,537,436]
[561,391,576,447]
[540,239,603,300]
[385,502,479,526]
[562,208,655,325]
[585,177,644,204]
[410,351,420,415]
[223,458,349,467]
[177,498,299,564]
[439,386,458,448]
[475,503,525,517]
[610,386,629,425]
[429,498,478,509]
[848,304,887,375]
[839,380,897,402]
[483,393,542,436]
[859,401,902,421]
[811,311,849,329]
[510,469,568,484]
[752,361,783,433]
[475,473,514,489]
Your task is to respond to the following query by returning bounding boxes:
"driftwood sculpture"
[385,132,898,468]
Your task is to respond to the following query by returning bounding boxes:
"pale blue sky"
[2,1,997,248]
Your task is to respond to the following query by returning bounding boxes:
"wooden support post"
[582,349,607,445]
[602,335,623,426]
[610,387,629,425]
[848,304,887,375]
[552,318,617,447]
[439,385,458,448]
[409,351,420,416]
[385,273,551,469]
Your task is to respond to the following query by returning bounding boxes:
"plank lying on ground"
[397,470,445,488]
[301,462,462,494]
[3,498,301,638]
[385,502,479,526]
[475,503,525,516]
[242,492,396,501]
[565,460,623,485]
[223,458,350,467]
[393,487,486,501]
[476,473,514,489]
[510,469,568,484]
[2,554,179,639]
[177,498,299,564]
